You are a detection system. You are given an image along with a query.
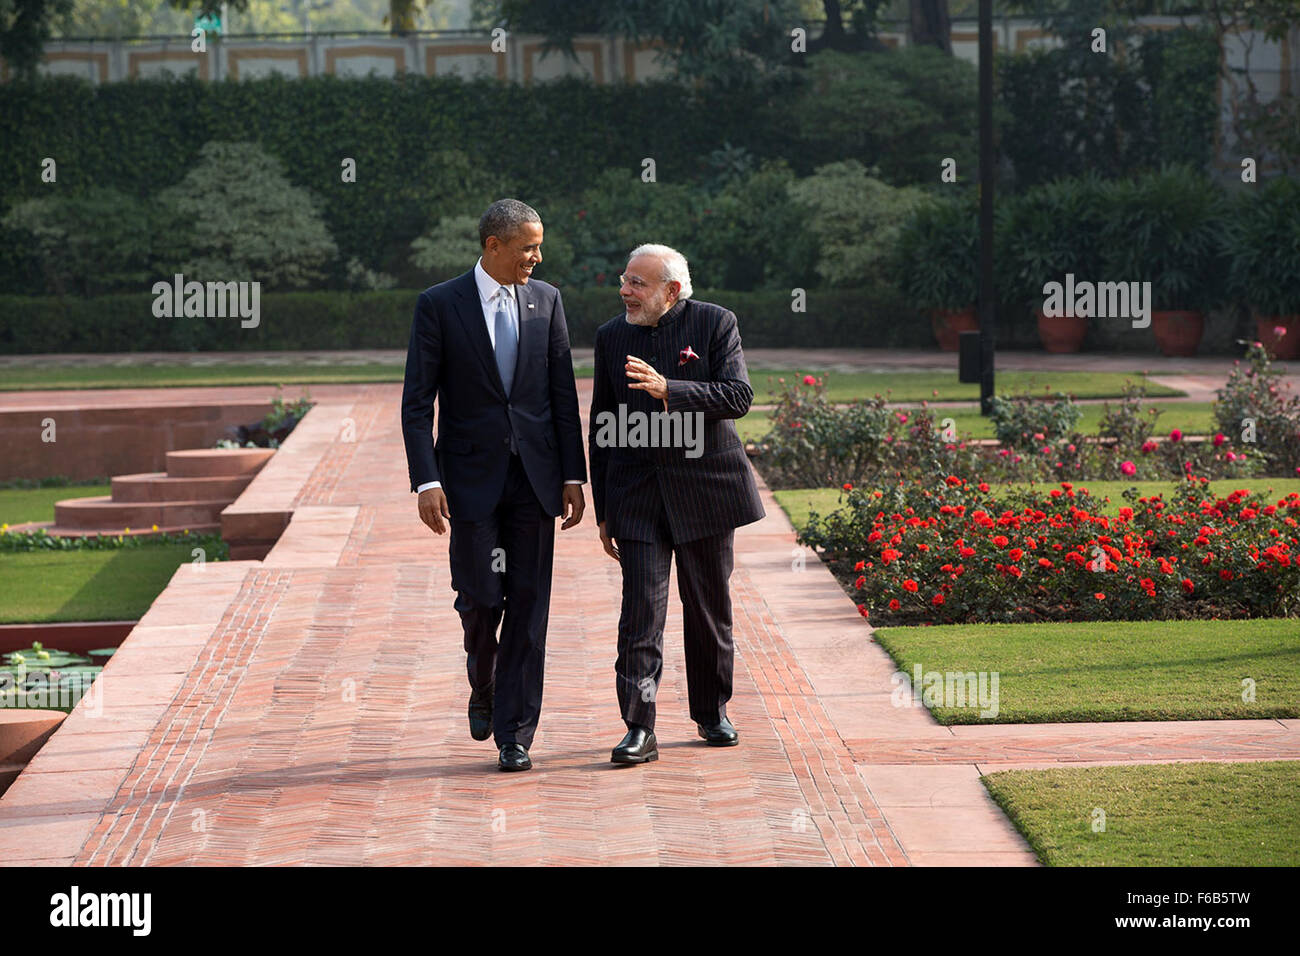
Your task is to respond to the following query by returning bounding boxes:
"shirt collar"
[474,257,514,305]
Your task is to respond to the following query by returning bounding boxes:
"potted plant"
[1100,165,1228,357]
[1225,176,1300,360]
[1001,174,1111,353]
[895,196,979,351]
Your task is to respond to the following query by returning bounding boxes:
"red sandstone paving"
[0,382,1295,867]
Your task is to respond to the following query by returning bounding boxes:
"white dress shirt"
[416,258,582,494]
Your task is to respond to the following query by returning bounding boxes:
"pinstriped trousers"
[614,496,736,731]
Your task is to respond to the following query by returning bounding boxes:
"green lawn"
[740,402,1220,443]
[0,364,409,390]
[870,617,1300,724]
[0,484,110,526]
[0,546,197,622]
[983,761,1300,866]
[747,370,1184,403]
[772,479,1300,531]
[1,364,1181,400]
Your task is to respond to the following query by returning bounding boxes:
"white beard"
[624,310,662,327]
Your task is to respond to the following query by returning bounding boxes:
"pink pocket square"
[678,346,700,366]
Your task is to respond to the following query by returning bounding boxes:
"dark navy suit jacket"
[401,268,586,522]
[588,297,765,543]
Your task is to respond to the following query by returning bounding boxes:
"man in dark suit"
[401,198,586,773]
[588,243,765,765]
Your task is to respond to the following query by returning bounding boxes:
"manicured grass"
[0,484,110,526]
[740,402,1220,441]
[747,370,1184,403]
[0,364,408,390]
[772,479,1300,531]
[1,365,1180,399]
[869,617,1300,724]
[982,761,1300,866]
[0,546,197,622]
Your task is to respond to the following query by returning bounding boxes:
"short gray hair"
[628,243,693,300]
[479,199,541,248]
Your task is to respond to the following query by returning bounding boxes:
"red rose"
[888,599,901,611]
[931,593,945,606]
[902,579,919,592]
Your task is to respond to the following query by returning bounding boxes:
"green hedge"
[0,285,926,352]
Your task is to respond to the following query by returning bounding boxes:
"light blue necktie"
[494,290,517,396]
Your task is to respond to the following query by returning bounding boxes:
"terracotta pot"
[1151,310,1204,357]
[1255,314,1300,360]
[931,307,979,352]
[1036,308,1088,353]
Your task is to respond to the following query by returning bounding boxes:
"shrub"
[1,187,156,295]
[1224,176,1300,317]
[800,477,1300,624]
[1214,340,1300,475]
[893,194,980,310]
[154,140,338,289]
[989,391,1083,450]
[409,215,483,284]
[790,160,930,288]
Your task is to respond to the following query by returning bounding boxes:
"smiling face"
[621,254,680,325]
[482,221,543,285]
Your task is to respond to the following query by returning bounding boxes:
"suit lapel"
[453,269,507,399]
[515,281,538,388]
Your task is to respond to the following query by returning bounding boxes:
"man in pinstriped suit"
[588,243,765,765]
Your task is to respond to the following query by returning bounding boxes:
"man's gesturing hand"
[626,355,668,403]
[598,521,620,563]
[561,484,585,530]
[418,487,450,534]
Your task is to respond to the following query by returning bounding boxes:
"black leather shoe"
[610,725,658,764]
[468,686,493,742]
[697,716,739,746]
[498,743,531,772]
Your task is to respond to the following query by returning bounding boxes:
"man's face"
[483,221,543,285]
[621,255,679,324]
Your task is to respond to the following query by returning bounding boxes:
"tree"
[154,141,338,289]
[909,0,951,54]
[0,0,74,79]
[472,0,806,89]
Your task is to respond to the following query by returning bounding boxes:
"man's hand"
[417,487,450,534]
[626,355,668,406]
[598,521,620,563]
[561,484,585,530]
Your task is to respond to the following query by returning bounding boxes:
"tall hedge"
[0,73,787,295]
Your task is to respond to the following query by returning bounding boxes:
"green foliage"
[997,25,1218,188]
[997,173,1112,310]
[0,528,227,554]
[1241,92,1300,175]
[478,0,804,90]
[154,140,338,289]
[691,161,818,291]
[1,186,157,295]
[1224,175,1300,316]
[0,0,74,80]
[789,160,930,287]
[1214,340,1300,475]
[410,215,482,283]
[1098,165,1229,310]
[893,194,979,310]
[989,391,1083,450]
[787,48,979,185]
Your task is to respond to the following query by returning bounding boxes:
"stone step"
[165,447,275,478]
[54,496,230,531]
[0,709,65,765]
[111,471,252,503]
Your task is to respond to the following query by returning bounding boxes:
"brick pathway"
[1,382,1295,866]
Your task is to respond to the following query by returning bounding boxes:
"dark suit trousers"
[449,453,554,749]
[615,493,736,731]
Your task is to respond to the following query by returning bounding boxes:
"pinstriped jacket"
[588,297,765,544]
